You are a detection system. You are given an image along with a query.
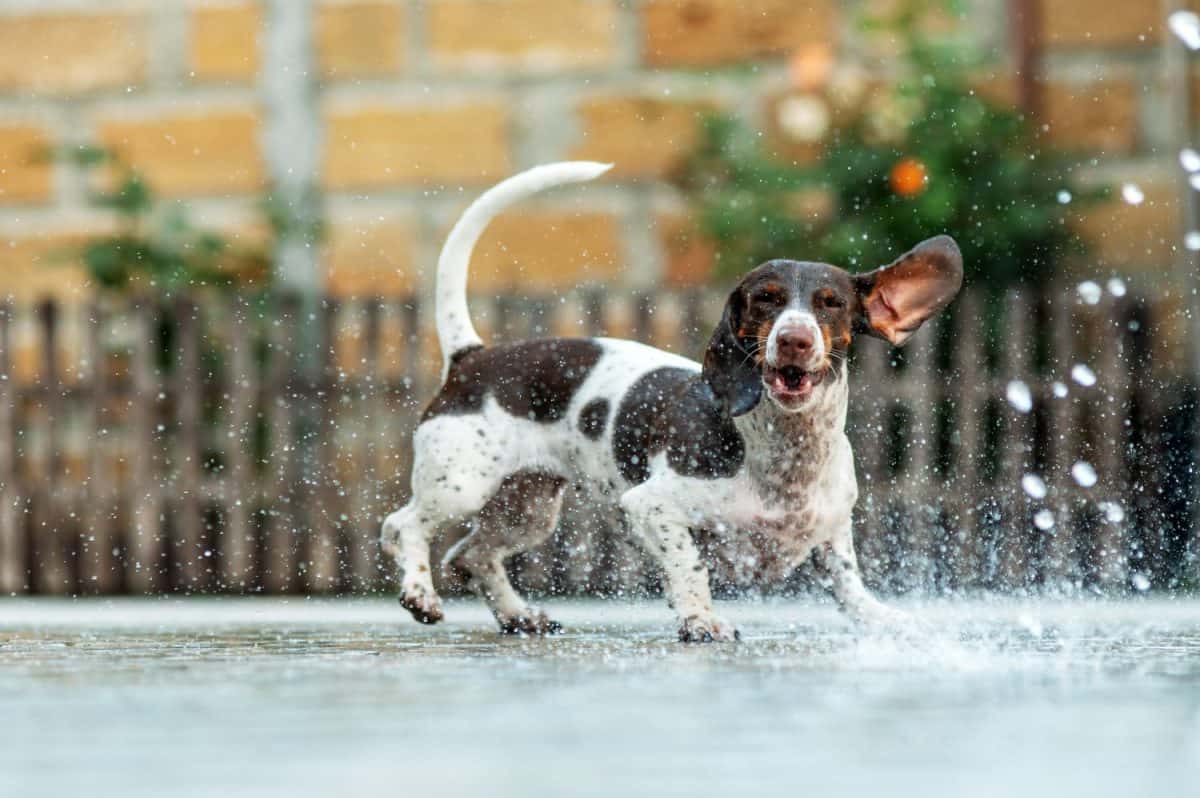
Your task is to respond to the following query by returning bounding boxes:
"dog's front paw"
[678,614,740,644]
[498,610,562,637]
[399,585,444,625]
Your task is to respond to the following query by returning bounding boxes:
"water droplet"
[1022,473,1048,500]
[1056,189,1072,204]
[1131,572,1151,592]
[1169,10,1200,50]
[1098,501,1125,523]
[1033,509,1055,530]
[1071,364,1096,387]
[1071,461,1098,488]
[1076,280,1102,304]
[1186,231,1200,251]
[1005,380,1033,413]
[1181,148,1200,172]
[1052,381,1068,398]
[1120,183,1144,205]
[1105,278,1126,297]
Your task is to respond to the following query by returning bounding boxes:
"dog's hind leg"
[382,503,446,624]
[383,414,521,624]
[445,470,567,635]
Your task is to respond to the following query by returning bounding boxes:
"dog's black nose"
[776,326,814,359]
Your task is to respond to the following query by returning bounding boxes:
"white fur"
[765,308,825,369]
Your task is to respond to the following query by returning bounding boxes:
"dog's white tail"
[435,161,613,370]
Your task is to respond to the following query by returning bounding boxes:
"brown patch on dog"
[423,338,603,423]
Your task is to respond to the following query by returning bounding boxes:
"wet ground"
[1,596,1198,797]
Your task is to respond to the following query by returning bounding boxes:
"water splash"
[1098,501,1125,523]
[1076,281,1102,304]
[1169,10,1200,50]
[1056,189,1072,204]
[1021,474,1047,500]
[1070,364,1096,387]
[1186,232,1200,251]
[1005,380,1033,414]
[1181,148,1200,172]
[1105,278,1126,298]
[1033,509,1055,530]
[1120,183,1144,205]
[1051,381,1068,398]
[1071,461,1098,488]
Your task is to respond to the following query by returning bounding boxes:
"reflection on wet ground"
[2,597,1198,797]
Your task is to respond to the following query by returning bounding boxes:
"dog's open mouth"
[763,364,826,404]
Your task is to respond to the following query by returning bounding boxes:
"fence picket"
[1042,293,1078,589]
[128,299,164,593]
[173,295,205,591]
[0,303,21,594]
[1093,295,1132,589]
[221,296,256,589]
[81,300,118,593]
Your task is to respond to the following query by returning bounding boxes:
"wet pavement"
[1,596,1198,797]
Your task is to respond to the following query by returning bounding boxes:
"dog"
[381,161,962,642]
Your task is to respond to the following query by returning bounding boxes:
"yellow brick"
[0,12,147,94]
[657,214,715,286]
[0,125,53,205]
[1040,1,1161,48]
[1042,79,1138,154]
[324,217,417,297]
[316,2,404,78]
[324,102,510,189]
[457,211,623,291]
[428,0,616,70]
[641,0,835,67]
[98,109,264,197]
[0,232,93,304]
[190,3,261,82]
[570,97,714,179]
[1068,185,1178,268]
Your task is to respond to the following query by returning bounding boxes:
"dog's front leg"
[621,485,738,643]
[814,531,912,628]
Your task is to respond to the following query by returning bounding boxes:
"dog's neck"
[735,369,849,504]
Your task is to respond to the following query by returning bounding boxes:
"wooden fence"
[0,285,1195,597]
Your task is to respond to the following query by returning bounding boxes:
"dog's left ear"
[702,288,762,417]
[855,235,963,346]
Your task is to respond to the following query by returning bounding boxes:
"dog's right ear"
[702,288,762,417]
[854,235,963,346]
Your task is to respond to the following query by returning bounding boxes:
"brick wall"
[0,0,1190,305]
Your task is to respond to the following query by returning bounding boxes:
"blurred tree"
[676,0,1100,287]
[51,145,285,295]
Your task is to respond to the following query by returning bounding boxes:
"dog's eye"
[820,294,845,310]
[752,290,785,305]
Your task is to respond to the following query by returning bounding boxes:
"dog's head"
[702,235,963,415]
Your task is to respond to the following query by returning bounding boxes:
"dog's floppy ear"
[702,287,762,417]
[855,235,963,346]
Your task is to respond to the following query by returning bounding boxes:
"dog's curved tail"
[435,161,613,371]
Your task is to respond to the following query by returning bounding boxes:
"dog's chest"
[703,403,856,583]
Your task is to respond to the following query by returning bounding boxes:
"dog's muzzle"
[764,317,827,407]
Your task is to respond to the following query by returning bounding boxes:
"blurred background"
[0,0,1197,598]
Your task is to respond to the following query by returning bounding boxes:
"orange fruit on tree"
[889,157,928,197]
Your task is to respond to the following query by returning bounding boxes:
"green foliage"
[676,0,1099,287]
[52,145,271,295]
